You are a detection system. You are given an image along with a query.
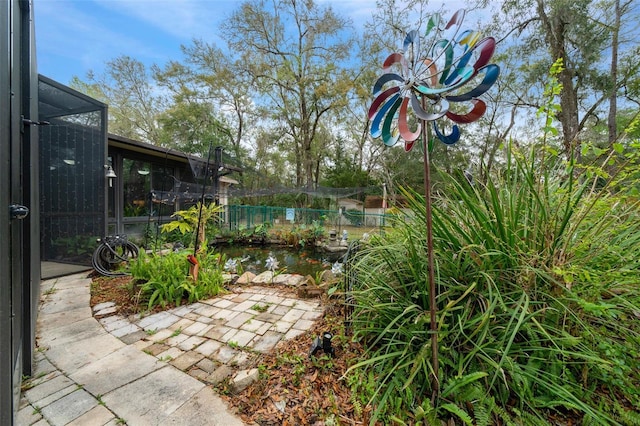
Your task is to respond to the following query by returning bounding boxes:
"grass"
[251,303,269,312]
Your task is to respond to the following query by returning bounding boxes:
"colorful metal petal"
[445,64,499,102]
[381,96,402,146]
[368,8,500,146]
[445,99,487,124]
[433,122,460,145]
[398,97,421,142]
[372,73,404,95]
[368,86,400,119]
[370,91,401,138]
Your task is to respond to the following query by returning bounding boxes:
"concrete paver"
[19,270,325,425]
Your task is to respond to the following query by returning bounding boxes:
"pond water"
[213,245,345,277]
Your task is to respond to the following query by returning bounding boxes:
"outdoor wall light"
[105,165,117,187]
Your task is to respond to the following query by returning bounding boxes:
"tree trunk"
[608,0,620,144]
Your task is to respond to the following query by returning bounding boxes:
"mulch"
[221,303,372,425]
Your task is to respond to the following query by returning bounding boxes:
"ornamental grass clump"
[347,144,640,425]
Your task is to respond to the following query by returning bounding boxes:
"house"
[337,198,363,212]
[38,78,240,277]
[106,134,239,239]
[363,195,387,226]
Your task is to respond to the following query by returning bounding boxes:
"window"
[123,158,151,217]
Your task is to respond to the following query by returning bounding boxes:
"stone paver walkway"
[95,283,324,384]
[17,271,325,426]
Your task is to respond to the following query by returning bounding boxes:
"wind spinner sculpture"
[368,9,499,392]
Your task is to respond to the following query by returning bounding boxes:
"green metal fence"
[223,205,389,233]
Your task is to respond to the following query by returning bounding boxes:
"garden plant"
[346,138,640,424]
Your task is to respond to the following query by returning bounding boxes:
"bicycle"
[91,234,139,277]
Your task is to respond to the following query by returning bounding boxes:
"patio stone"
[165,333,189,346]
[169,318,195,331]
[189,368,210,381]
[220,328,240,343]
[170,351,204,371]
[31,383,77,409]
[230,330,256,347]
[69,345,163,396]
[194,339,222,357]
[215,346,239,363]
[262,294,285,304]
[256,322,273,335]
[225,312,253,328]
[273,321,294,334]
[213,308,240,321]
[137,311,181,331]
[255,312,283,323]
[144,343,171,356]
[95,306,118,317]
[241,319,266,333]
[148,328,176,342]
[213,298,235,309]
[248,293,266,301]
[178,335,206,351]
[271,304,291,315]
[101,366,205,425]
[101,317,132,332]
[280,308,305,323]
[24,374,74,405]
[119,329,148,345]
[40,389,98,425]
[231,368,259,393]
[302,310,324,321]
[156,346,184,362]
[230,292,253,302]
[207,365,234,385]
[251,331,283,352]
[232,299,261,312]
[196,357,219,374]
[293,318,316,331]
[203,325,232,341]
[284,328,306,340]
[183,321,210,336]
[66,404,115,426]
[193,305,220,318]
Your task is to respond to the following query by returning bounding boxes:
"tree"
[73,56,166,143]
[178,39,256,160]
[221,0,354,190]
[153,60,234,156]
[479,0,640,158]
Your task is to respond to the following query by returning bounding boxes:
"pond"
[213,245,345,277]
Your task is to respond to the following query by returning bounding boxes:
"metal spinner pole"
[421,100,439,396]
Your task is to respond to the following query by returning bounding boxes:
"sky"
[33,0,378,85]
[34,0,473,86]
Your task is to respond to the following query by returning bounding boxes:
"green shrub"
[347,145,640,425]
[130,249,225,309]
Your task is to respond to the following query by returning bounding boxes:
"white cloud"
[93,0,230,43]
